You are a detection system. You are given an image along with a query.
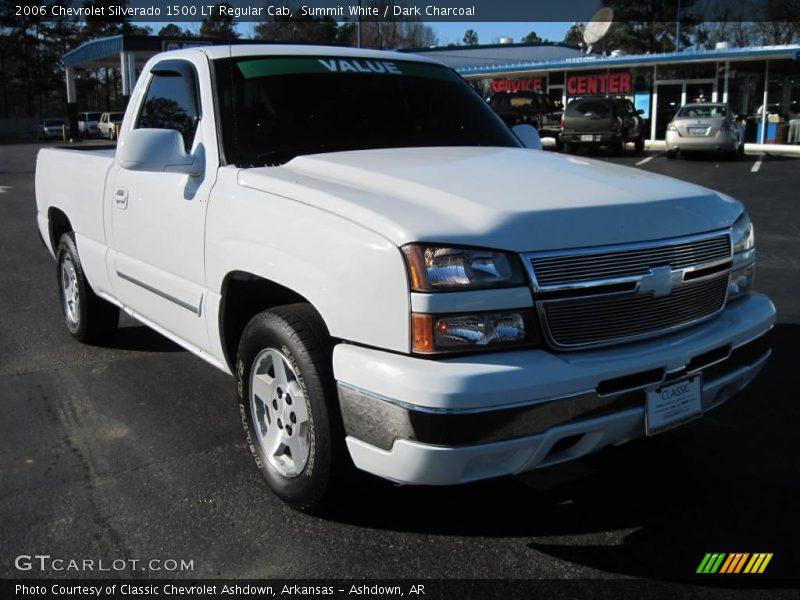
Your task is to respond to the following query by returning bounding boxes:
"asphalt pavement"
[1,142,798,587]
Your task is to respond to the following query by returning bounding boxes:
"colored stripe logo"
[697,553,773,574]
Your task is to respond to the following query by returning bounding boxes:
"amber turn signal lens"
[402,245,428,290]
[411,313,434,353]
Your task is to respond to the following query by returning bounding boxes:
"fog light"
[728,264,755,300]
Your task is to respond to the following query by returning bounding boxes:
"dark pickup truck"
[487,90,563,141]
[561,96,646,155]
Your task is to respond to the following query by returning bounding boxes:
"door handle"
[114,188,128,210]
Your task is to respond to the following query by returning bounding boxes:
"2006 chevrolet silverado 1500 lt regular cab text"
[35,46,775,512]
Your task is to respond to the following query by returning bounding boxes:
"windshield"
[566,99,612,118]
[677,105,727,118]
[214,56,520,167]
[110,113,124,120]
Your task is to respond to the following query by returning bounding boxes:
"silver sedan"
[665,103,743,159]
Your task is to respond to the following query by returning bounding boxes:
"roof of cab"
[158,44,442,65]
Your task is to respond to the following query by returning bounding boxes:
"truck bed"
[35,147,115,256]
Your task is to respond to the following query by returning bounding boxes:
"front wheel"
[634,135,645,153]
[666,149,678,159]
[56,233,119,343]
[236,304,347,513]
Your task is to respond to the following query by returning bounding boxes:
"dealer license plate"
[580,134,595,141]
[646,375,703,436]
[688,127,708,136]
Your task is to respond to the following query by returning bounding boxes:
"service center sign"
[567,73,632,95]
[491,78,543,93]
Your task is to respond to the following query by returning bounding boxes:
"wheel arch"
[218,271,331,373]
[48,207,73,253]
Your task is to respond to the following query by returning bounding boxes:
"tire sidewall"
[236,314,333,509]
[56,234,89,339]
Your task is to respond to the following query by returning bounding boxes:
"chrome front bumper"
[334,293,775,485]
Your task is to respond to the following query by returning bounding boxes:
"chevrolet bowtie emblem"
[639,266,675,298]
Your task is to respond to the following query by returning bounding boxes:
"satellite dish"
[582,7,614,54]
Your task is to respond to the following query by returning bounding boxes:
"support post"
[650,65,657,141]
[760,61,769,144]
[723,61,729,104]
[65,66,78,141]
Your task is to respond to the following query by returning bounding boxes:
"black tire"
[56,232,119,343]
[563,142,576,154]
[666,150,678,159]
[236,304,347,513]
[634,135,645,153]
[611,135,625,156]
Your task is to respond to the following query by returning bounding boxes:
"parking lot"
[1,141,799,585]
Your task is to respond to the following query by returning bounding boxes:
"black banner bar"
[4,0,800,23]
[3,579,800,600]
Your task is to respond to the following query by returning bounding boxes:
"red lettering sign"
[491,78,543,93]
[566,73,631,96]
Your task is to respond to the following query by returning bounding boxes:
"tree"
[462,29,478,45]
[255,15,339,44]
[199,3,239,40]
[159,24,192,38]
[563,23,584,47]
[521,31,543,44]
[360,20,437,49]
[561,0,701,55]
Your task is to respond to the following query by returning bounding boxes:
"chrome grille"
[543,275,728,347]
[531,234,731,287]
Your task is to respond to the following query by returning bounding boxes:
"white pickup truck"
[36,45,775,512]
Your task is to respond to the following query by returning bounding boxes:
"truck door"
[107,58,215,351]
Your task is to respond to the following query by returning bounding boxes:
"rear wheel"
[666,149,678,159]
[634,135,645,153]
[236,304,347,513]
[56,233,119,343]
[563,142,576,154]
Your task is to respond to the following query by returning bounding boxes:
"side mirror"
[636,109,645,115]
[117,128,200,176]
[512,124,543,150]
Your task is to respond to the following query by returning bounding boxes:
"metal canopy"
[457,44,800,78]
[62,35,219,70]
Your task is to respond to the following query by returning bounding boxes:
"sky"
[144,21,574,46]
[431,22,572,46]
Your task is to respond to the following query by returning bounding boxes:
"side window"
[136,62,200,151]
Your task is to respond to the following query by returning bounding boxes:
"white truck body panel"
[242,147,742,251]
[34,45,775,488]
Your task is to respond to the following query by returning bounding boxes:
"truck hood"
[238,147,742,252]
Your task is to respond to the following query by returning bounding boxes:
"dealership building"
[411,42,800,145]
[60,36,800,145]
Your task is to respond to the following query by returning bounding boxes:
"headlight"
[402,244,526,291]
[411,310,538,354]
[666,122,677,132]
[729,212,756,300]
[731,212,755,255]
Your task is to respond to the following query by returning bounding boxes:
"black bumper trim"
[339,331,772,451]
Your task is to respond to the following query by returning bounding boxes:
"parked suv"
[488,90,563,141]
[77,111,102,138]
[561,96,646,154]
[98,112,124,140]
